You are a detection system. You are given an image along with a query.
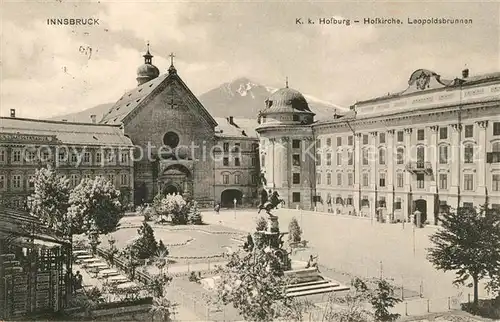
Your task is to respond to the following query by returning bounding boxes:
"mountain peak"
[49,77,347,123]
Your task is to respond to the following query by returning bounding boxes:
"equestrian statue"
[258,189,285,215]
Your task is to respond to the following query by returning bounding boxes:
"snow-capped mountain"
[198,77,347,120]
[50,77,346,123]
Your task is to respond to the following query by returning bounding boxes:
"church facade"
[100,48,260,207]
[258,68,500,224]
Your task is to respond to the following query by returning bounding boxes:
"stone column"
[404,128,413,191]
[449,124,461,209]
[404,128,413,221]
[428,126,439,194]
[369,131,378,219]
[354,133,362,215]
[476,121,488,197]
[268,138,275,188]
[386,130,395,218]
[280,136,290,188]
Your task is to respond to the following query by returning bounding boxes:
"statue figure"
[258,190,285,215]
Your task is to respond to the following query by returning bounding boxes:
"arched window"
[379,148,386,165]
[397,147,404,165]
[464,143,474,163]
[362,149,369,165]
[492,142,500,152]
[439,145,448,164]
[416,146,425,164]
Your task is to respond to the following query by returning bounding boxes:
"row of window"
[221,173,258,185]
[220,142,259,153]
[0,149,131,165]
[222,157,258,167]
[315,142,500,166]
[316,122,500,147]
[315,172,500,192]
[0,173,130,190]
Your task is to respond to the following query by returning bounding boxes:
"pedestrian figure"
[306,255,318,269]
[74,271,83,291]
[214,202,220,214]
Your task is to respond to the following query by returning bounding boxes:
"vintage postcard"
[1,1,499,321]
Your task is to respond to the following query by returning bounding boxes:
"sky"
[1,0,499,119]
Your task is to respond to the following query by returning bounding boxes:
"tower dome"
[265,87,311,112]
[136,44,160,86]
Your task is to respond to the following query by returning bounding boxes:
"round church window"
[163,131,180,148]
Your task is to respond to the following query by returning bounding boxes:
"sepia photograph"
[1,0,500,321]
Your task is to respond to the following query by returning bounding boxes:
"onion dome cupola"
[258,78,315,126]
[136,43,160,86]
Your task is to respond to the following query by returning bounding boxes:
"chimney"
[229,116,234,124]
[90,114,97,124]
[10,109,15,118]
[462,68,469,78]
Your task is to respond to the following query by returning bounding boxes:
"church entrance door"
[159,164,192,198]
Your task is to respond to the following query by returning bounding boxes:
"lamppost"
[233,198,237,219]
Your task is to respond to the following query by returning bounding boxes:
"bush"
[189,271,202,283]
[157,240,169,256]
[132,220,158,259]
[256,216,268,231]
[288,217,302,243]
[462,297,500,319]
[187,201,203,225]
[138,204,157,222]
[158,194,188,224]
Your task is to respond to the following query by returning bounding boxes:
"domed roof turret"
[136,44,160,86]
[266,87,311,112]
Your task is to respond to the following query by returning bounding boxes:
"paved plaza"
[202,207,490,302]
[105,209,493,319]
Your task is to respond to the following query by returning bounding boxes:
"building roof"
[261,87,314,115]
[101,74,169,124]
[0,117,132,147]
[355,69,500,105]
[101,70,218,128]
[214,117,258,138]
[0,207,69,246]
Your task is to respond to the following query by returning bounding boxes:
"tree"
[370,279,401,321]
[28,166,71,233]
[153,243,169,274]
[427,205,500,306]
[150,296,177,322]
[68,176,124,235]
[148,273,172,298]
[121,244,141,280]
[187,201,203,225]
[133,220,158,260]
[215,249,299,322]
[288,217,302,243]
[321,277,373,322]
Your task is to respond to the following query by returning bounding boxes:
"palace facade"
[0,117,134,208]
[257,68,500,224]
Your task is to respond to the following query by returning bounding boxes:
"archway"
[414,199,427,225]
[221,189,243,207]
[159,164,192,197]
